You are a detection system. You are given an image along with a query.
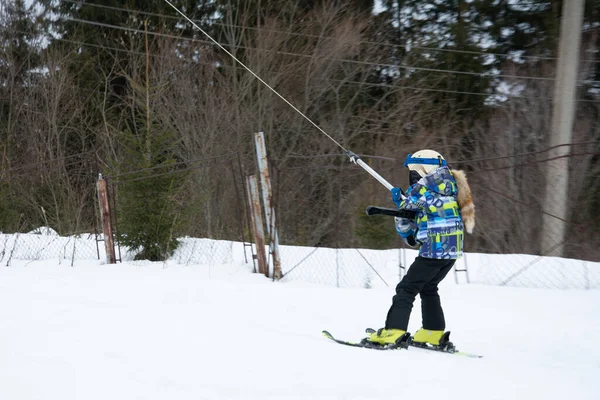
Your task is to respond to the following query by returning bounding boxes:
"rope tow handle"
[346,151,394,191]
[162,0,395,192]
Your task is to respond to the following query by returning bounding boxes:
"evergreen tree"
[373,0,501,113]
[38,0,218,104]
[0,0,47,231]
[370,1,585,112]
[0,0,45,150]
[211,0,374,24]
[113,63,188,261]
[0,0,43,84]
[115,119,186,261]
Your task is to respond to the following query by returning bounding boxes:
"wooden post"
[97,174,116,264]
[254,132,282,279]
[246,175,268,276]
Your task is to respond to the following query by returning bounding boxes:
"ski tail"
[322,330,410,351]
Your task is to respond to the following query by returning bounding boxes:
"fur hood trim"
[451,169,475,234]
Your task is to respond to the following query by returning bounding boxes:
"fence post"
[454,253,470,284]
[96,174,116,264]
[254,132,282,279]
[246,175,268,276]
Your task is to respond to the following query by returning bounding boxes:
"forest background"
[1,0,599,262]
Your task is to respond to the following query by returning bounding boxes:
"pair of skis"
[322,328,483,358]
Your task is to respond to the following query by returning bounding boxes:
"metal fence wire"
[104,153,251,265]
[1,147,599,290]
[0,155,101,266]
[273,149,600,290]
[276,244,600,290]
[464,252,599,290]
[0,152,252,268]
[0,231,100,266]
[278,245,407,289]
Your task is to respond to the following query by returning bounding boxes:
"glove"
[390,187,405,207]
[395,217,418,248]
[395,217,414,238]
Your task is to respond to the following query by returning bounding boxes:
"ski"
[365,328,483,358]
[321,330,410,351]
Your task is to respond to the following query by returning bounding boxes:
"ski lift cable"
[162,0,394,190]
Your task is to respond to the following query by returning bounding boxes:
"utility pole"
[541,0,584,257]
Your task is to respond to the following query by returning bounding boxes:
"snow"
[27,227,59,236]
[1,238,599,399]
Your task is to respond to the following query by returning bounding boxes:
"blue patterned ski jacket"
[394,166,464,259]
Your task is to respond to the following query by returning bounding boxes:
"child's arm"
[391,184,427,212]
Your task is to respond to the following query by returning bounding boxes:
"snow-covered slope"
[1,259,598,400]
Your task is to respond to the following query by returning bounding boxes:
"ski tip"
[321,330,333,339]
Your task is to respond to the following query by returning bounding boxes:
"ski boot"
[364,328,411,349]
[411,328,455,351]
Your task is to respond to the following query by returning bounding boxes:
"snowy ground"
[1,258,599,400]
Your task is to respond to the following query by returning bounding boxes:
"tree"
[114,119,186,261]
[37,0,219,151]
[0,0,46,160]
[0,1,48,232]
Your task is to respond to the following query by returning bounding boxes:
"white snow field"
[1,241,599,400]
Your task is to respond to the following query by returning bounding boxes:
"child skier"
[366,149,475,346]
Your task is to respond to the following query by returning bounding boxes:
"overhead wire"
[272,142,600,173]
[0,150,97,175]
[53,17,600,102]
[16,30,217,67]
[60,16,600,85]
[57,0,600,64]
[467,151,600,174]
[104,152,237,181]
[452,141,600,165]
[17,3,600,169]
[17,24,600,104]
[10,29,561,103]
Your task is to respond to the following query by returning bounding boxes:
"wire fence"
[0,145,598,290]
[276,245,600,290]
[0,151,100,265]
[0,152,252,269]
[278,245,405,289]
[0,231,100,266]
[273,146,600,290]
[103,152,251,266]
[463,252,599,290]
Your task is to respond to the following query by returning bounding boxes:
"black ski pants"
[384,256,455,331]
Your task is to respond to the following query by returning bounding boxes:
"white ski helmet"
[404,149,447,178]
